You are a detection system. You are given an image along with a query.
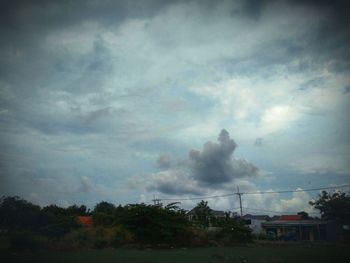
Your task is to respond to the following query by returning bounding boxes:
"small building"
[186,208,229,227]
[262,219,327,241]
[77,216,93,227]
[186,209,227,221]
[243,214,270,234]
[211,210,228,219]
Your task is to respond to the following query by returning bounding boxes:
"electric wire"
[156,184,350,202]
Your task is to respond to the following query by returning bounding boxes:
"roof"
[186,209,226,217]
[279,215,303,221]
[243,214,270,220]
[77,216,93,227]
[211,210,226,217]
[262,220,326,227]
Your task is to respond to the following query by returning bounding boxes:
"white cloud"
[260,105,301,134]
[291,153,350,175]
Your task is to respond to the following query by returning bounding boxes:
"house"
[186,208,229,227]
[261,215,344,241]
[186,209,228,221]
[243,214,270,234]
[211,210,228,219]
[77,216,93,227]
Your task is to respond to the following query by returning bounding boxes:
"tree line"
[0,190,349,250]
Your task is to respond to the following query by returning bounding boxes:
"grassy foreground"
[1,244,348,263]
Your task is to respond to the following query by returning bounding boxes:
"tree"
[119,203,189,244]
[309,191,350,221]
[192,200,212,228]
[0,196,42,231]
[92,201,116,227]
[93,201,115,214]
[297,211,310,220]
[216,216,252,242]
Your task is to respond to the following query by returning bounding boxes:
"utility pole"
[152,195,161,206]
[237,186,243,217]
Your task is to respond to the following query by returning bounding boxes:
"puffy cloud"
[291,153,350,175]
[0,0,349,208]
[260,105,301,134]
[145,169,202,196]
[190,129,258,185]
[136,129,258,196]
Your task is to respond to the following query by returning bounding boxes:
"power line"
[156,184,350,202]
[242,185,350,195]
[240,207,320,215]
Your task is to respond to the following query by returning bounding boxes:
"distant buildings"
[186,206,349,241]
[243,214,270,235]
[77,216,93,227]
[261,215,349,241]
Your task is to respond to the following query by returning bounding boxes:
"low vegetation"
[0,196,251,251]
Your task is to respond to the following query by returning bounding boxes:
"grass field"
[1,244,348,263]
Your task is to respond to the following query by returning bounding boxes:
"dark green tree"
[92,201,116,227]
[66,204,89,216]
[192,200,212,228]
[309,191,350,221]
[216,216,252,242]
[297,211,310,220]
[0,196,42,231]
[119,203,189,244]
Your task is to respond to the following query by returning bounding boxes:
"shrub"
[8,231,47,251]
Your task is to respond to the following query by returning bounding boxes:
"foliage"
[92,212,115,227]
[191,200,212,228]
[118,203,189,245]
[0,196,43,231]
[38,216,80,239]
[297,211,310,220]
[1,196,253,249]
[309,191,350,221]
[215,216,252,242]
[93,201,115,214]
[0,196,81,240]
[8,231,48,251]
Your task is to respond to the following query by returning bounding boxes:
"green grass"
[1,244,349,263]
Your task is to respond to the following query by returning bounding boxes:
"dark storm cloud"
[242,0,350,32]
[229,0,350,75]
[1,0,349,204]
[240,0,268,20]
[0,0,171,32]
[292,0,350,73]
[189,129,258,185]
[143,130,259,196]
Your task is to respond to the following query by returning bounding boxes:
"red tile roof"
[279,215,303,221]
[77,216,93,227]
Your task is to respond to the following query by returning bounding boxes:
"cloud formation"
[0,0,349,208]
[138,129,258,196]
[189,129,257,185]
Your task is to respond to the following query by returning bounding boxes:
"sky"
[0,0,349,215]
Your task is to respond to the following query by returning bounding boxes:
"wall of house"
[248,219,266,234]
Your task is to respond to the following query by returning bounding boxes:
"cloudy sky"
[1,0,349,215]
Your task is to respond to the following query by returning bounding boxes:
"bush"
[175,227,209,246]
[119,204,189,245]
[215,217,253,243]
[39,216,80,239]
[61,226,134,249]
[8,231,48,251]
